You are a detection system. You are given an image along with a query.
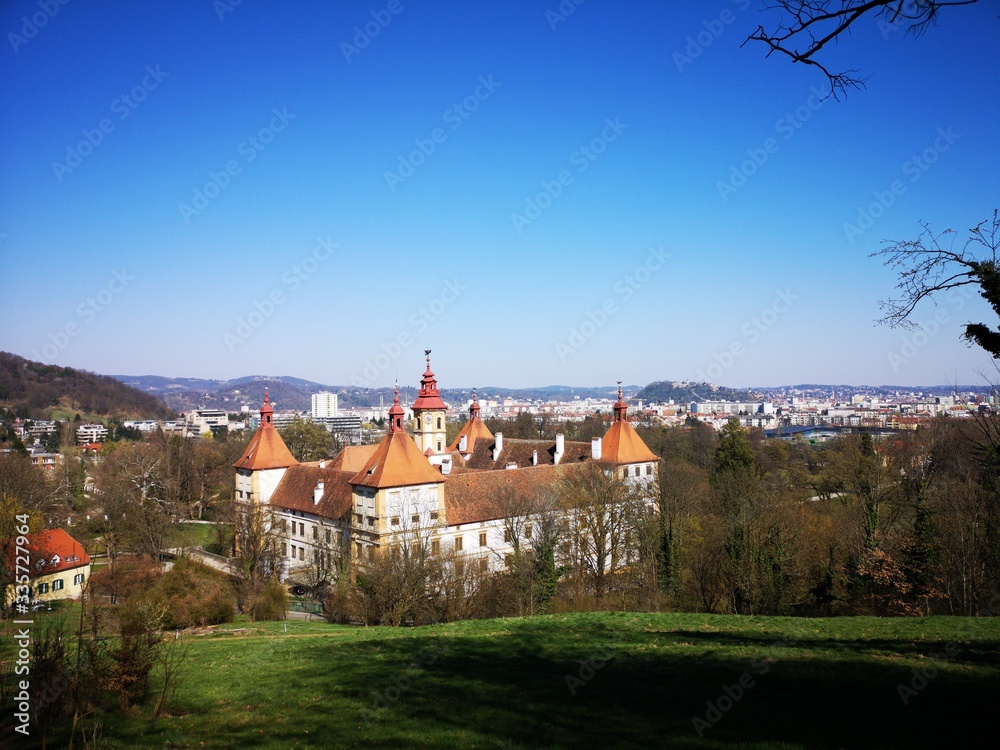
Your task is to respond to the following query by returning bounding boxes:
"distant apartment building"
[315,415,363,445]
[28,446,61,471]
[123,419,159,432]
[27,420,58,437]
[76,423,108,444]
[312,392,338,419]
[185,409,228,435]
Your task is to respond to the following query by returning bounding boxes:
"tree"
[279,418,341,462]
[94,443,172,560]
[745,0,984,98]
[229,499,285,616]
[873,211,1000,356]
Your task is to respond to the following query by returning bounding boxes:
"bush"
[155,557,235,629]
[247,580,288,621]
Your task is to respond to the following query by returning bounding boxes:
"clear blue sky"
[2,1,998,389]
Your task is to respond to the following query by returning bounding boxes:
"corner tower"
[233,389,299,505]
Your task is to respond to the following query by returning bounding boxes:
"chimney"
[532,450,538,466]
[554,433,565,464]
[441,457,452,475]
[591,437,602,461]
[319,460,326,469]
[459,434,468,452]
[493,432,504,461]
[505,462,517,470]
[314,481,324,505]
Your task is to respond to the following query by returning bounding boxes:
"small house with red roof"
[5,528,92,605]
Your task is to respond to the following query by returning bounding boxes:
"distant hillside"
[115,375,638,412]
[637,380,758,404]
[0,352,175,420]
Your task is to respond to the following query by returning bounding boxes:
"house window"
[282,519,288,533]
[525,523,533,538]
[411,514,420,524]
[416,417,421,429]
[299,522,305,536]
[455,559,465,575]
[479,557,489,573]
[503,529,512,543]
[73,573,84,585]
[411,541,421,556]
[430,511,439,522]
[313,526,318,539]
[37,582,49,594]
[634,466,640,477]
[479,532,487,547]
[391,516,400,526]
[367,547,375,561]
[431,539,440,556]
[299,547,305,561]
[356,542,363,557]
[437,417,442,429]
[621,468,628,479]
[437,441,442,452]
[454,536,463,552]
[645,464,651,475]
[326,529,332,543]
[53,579,64,591]
[367,517,375,527]
[282,543,288,557]
[504,554,513,569]
[291,544,296,557]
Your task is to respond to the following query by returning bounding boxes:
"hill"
[637,380,759,404]
[0,352,174,420]
[28,610,1000,749]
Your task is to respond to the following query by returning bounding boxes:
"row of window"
[622,464,654,479]
[283,519,334,544]
[30,573,85,595]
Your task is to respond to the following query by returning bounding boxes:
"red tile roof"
[7,529,91,579]
[600,420,659,464]
[269,466,355,519]
[447,415,494,454]
[233,422,299,470]
[444,464,579,524]
[350,430,445,489]
[460,437,593,471]
[326,445,378,474]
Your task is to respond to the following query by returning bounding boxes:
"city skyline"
[2,1,998,389]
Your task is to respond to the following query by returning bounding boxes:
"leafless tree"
[745,1,984,98]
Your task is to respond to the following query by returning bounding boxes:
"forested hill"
[0,352,175,420]
[636,380,758,404]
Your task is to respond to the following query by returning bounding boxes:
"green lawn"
[25,612,1000,749]
[169,522,223,550]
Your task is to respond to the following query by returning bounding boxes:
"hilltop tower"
[411,350,448,458]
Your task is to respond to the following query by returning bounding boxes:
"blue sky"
[2,0,998,389]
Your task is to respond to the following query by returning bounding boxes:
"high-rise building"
[311,392,338,419]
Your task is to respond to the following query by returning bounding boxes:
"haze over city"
[2,1,998,388]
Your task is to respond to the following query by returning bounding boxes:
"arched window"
[437,417,442,429]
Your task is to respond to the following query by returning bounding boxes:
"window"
[53,579,64,591]
[479,557,489,573]
[391,516,400,526]
[504,528,512,543]
[326,529,332,543]
[299,522,305,535]
[621,468,628,479]
[367,517,375,527]
[645,464,651,476]
[454,536,463,552]
[455,559,465,575]
[411,541,421,556]
[437,417,442,429]
[356,542,363,557]
[411,514,420,524]
[282,543,288,557]
[73,573,84,585]
[367,546,375,561]
[291,544,296,557]
[634,466,640,477]
[299,547,305,561]
[431,539,440,556]
[391,546,401,560]
[313,550,319,563]
[38,582,49,594]
[416,417,421,429]
[281,518,288,533]
[355,513,363,525]
[437,441,442,452]
[313,526,318,539]
[479,532,487,547]
[504,554,513,569]
[430,511,439,522]
[525,523,533,538]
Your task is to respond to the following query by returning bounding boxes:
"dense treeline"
[0,351,175,419]
[640,417,1000,616]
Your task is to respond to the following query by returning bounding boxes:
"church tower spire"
[613,381,628,423]
[412,349,448,457]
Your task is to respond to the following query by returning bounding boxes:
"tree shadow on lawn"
[93,620,1000,750]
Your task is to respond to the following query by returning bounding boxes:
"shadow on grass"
[48,616,1000,750]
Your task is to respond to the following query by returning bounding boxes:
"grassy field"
[19,611,1000,749]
